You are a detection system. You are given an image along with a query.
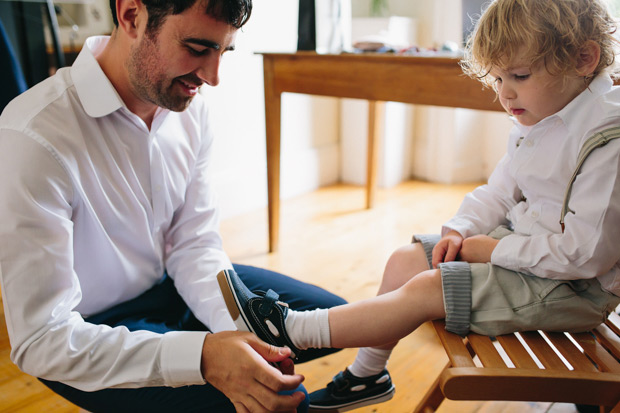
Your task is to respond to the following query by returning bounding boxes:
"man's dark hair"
[109,0,252,32]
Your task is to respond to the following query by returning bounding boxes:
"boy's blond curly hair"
[461,0,620,87]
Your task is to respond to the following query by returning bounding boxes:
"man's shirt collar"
[71,36,124,118]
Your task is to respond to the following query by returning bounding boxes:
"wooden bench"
[414,312,620,412]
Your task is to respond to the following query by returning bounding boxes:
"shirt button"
[156,185,162,192]
[525,140,533,147]
[531,211,539,218]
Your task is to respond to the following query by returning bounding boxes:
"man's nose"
[196,54,222,87]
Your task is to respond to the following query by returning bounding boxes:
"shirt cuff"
[160,331,208,387]
[441,218,475,238]
[490,235,518,269]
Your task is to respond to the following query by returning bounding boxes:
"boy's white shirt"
[443,74,620,296]
[0,36,236,391]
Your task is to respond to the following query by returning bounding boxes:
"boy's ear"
[116,0,146,39]
[576,40,601,77]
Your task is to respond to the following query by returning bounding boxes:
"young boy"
[218,0,620,410]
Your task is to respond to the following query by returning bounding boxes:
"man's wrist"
[161,330,208,386]
[200,332,214,380]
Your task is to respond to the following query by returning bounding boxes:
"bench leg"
[413,362,448,413]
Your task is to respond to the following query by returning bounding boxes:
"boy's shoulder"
[598,84,620,112]
[567,82,620,138]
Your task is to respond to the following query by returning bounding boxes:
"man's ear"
[576,40,601,77]
[116,0,146,39]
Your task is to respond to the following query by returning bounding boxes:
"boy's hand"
[459,234,499,263]
[432,230,464,268]
[201,331,305,413]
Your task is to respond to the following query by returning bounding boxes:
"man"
[0,0,345,412]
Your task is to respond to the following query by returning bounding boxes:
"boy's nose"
[498,82,516,100]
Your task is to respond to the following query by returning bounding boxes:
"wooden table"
[261,52,503,252]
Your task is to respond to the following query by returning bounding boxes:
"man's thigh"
[41,268,314,412]
[233,263,347,312]
[40,378,237,413]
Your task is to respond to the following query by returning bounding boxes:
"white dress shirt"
[0,36,236,391]
[443,74,620,296]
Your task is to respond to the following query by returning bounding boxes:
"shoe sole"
[217,269,254,333]
[309,386,395,412]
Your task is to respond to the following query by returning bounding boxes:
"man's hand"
[432,230,464,268]
[201,331,305,413]
[459,234,499,263]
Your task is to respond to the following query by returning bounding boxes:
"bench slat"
[519,331,569,370]
[496,334,539,369]
[467,334,506,368]
[543,332,598,372]
[572,330,620,374]
[606,312,620,337]
[594,322,620,361]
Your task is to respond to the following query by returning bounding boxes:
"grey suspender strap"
[560,126,620,233]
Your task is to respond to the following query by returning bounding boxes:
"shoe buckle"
[333,373,349,392]
[258,289,288,316]
[335,379,349,392]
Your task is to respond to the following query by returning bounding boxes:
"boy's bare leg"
[372,243,433,350]
[329,243,445,349]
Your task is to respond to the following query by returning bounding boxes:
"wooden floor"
[0,181,580,412]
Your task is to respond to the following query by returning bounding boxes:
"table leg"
[263,59,281,252]
[366,101,384,209]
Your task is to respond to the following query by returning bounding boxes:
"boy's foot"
[308,368,395,411]
[216,269,302,360]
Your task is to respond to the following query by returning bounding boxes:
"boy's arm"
[443,153,522,238]
[432,233,500,267]
[459,235,500,263]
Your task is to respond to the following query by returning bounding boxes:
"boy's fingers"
[444,243,459,263]
[431,243,447,268]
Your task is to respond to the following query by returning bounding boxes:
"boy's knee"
[412,268,442,288]
[385,243,427,272]
[380,244,429,292]
[402,269,443,299]
[402,269,445,318]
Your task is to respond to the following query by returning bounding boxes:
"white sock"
[284,308,331,350]
[347,347,392,378]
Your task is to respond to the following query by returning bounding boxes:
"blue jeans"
[40,264,346,413]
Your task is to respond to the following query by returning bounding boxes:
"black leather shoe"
[217,269,302,360]
[309,368,395,412]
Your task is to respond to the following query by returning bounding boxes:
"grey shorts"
[413,227,620,336]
